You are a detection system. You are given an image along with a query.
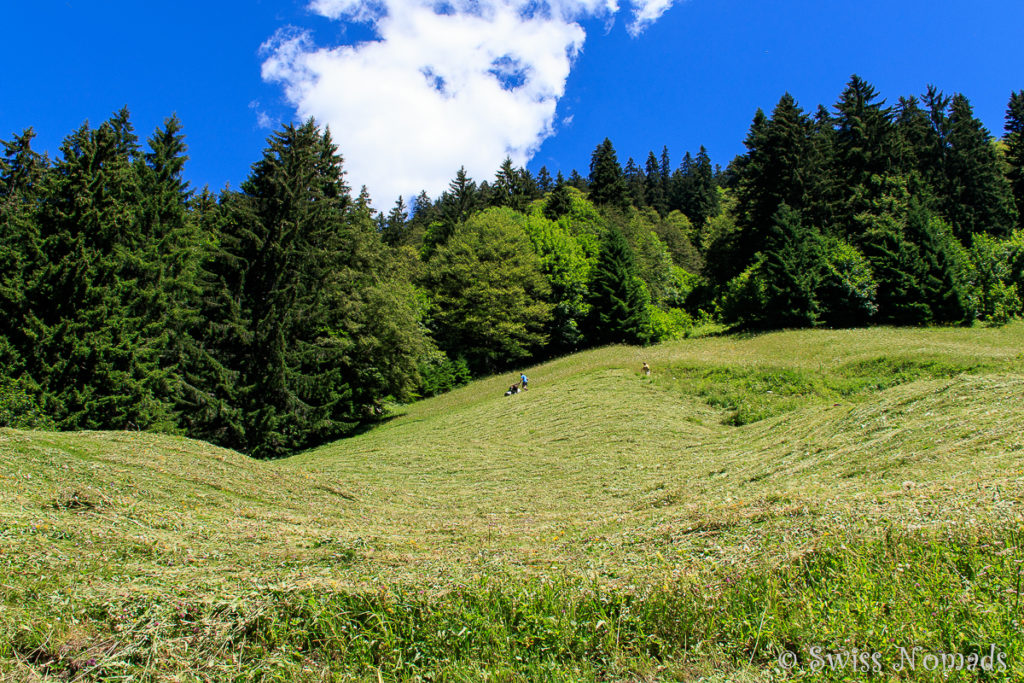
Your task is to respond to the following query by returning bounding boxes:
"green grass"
[3,324,1024,679]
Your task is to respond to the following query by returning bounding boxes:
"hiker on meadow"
[520,373,528,390]
[642,362,651,376]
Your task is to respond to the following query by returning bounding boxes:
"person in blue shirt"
[520,373,528,390]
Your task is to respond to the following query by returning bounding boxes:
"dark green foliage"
[22,112,177,430]
[643,151,668,216]
[543,180,573,220]
[567,169,587,191]
[380,195,409,246]
[535,166,553,194]
[623,157,645,208]
[492,157,532,213]
[587,138,629,209]
[585,228,650,345]
[676,146,719,229]
[860,225,932,326]
[0,129,48,351]
[208,120,424,457]
[1007,91,1024,230]
[905,205,975,324]
[426,167,479,253]
[733,97,817,275]
[831,76,894,233]
[417,352,471,398]
[759,204,825,328]
[945,94,1016,239]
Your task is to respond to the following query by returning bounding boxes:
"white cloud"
[628,0,676,36]
[262,0,678,204]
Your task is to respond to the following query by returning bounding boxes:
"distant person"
[520,373,528,390]
[643,362,651,376]
[505,382,519,396]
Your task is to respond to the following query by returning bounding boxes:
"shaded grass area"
[657,355,1003,426]
[3,324,1024,679]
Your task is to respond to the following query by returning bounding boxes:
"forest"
[2,75,1023,458]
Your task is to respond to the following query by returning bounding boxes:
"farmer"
[642,362,651,376]
[520,373,528,391]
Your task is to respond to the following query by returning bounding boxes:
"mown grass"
[3,324,1024,679]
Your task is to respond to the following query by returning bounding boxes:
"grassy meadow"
[3,324,1024,680]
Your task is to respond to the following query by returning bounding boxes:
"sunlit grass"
[3,323,1024,679]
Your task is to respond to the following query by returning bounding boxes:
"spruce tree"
[0,129,48,353]
[213,120,423,457]
[734,96,817,275]
[945,93,1016,239]
[536,166,554,194]
[760,204,825,328]
[585,228,650,345]
[623,157,645,208]
[544,178,573,220]
[1004,90,1024,230]
[381,195,409,246]
[831,75,895,236]
[25,113,173,430]
[588,138,629,209]
[644,151,668,216]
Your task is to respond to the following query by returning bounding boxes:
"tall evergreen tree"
[1004,90,1024,231]
[945,93,1016,239]
[212,120,423,457]
[759,204,825,328]
[588,138,629,209]
[623,157,646,208]
[733,95,817,275]
[24,113,174,429]
[644,151,668,216]
[493,157,530,212]
[568,169,588,191]
[831,75,895,236]
[381,195,409,247]
[0,129,48,351]
[536,166,554,194]
[585,228,650,345]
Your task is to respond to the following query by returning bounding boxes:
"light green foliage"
[818,238,879,326]
[424,207,552,372]
[518,211,594,351]
[718,258,768,326]
[970,231,1024,323]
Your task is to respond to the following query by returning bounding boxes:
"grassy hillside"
[3,325,1024,680]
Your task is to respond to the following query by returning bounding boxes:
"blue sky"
[3,1,1022,206]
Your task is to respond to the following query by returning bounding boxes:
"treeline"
[2,76,1023,457]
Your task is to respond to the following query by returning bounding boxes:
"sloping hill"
[3,325,1024,680]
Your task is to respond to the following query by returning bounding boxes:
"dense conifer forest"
[2,76,1023,457]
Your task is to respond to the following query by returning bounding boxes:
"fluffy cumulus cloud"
[262,0,678,204]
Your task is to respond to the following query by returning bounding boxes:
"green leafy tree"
[817,238,878,327]
[423,207,551,373]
